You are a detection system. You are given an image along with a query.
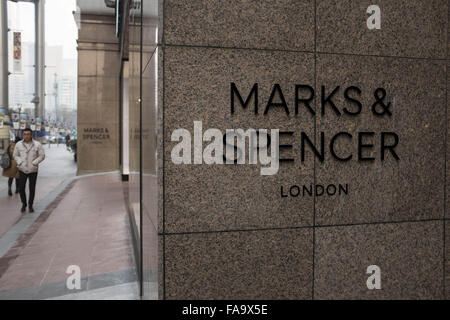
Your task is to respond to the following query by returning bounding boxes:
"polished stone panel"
[96,77,120,102]
[77,124,119,173]
[77,100,119,125]
[77,100,99,124]
[77,14,121,175]
[97,101,119,124]
[78,51,97,77]
[317,0,447,58]
[446,221,450,299]
[96,51,121,77]
[163,0,314,51]
[315,221,444,299]
[78,76,97,101]
[95,147,120,172]
[164,46,315,233]
[315,54,446,225]
[156,47,164,236]
[77,15,118,45]
[158,235,164,300]
[164,228,313,299]
[158,0,448,301]
[447,60,450,219]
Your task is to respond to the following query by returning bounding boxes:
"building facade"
[77,0,450,300]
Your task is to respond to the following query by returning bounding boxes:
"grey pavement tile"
[87,269,138,291]
[0,285,40,300]
[49,282,140,300]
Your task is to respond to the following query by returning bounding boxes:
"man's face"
[23,131,32,142]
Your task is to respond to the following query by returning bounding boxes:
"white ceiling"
[77,0,157,18]
[77,0,113,15]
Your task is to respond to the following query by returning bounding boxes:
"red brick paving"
[0,174,135,292]
[0,145,77,237]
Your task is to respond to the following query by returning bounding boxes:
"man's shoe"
[29,206,34,213]
[20,205,26,213]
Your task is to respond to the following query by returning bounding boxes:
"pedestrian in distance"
[2,137,21,196]
[13,128,46,213]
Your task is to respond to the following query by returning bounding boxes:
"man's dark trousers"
[18,171,38,207]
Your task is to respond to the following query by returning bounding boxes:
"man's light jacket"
[13,140,46,174]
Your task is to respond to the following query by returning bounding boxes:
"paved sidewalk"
[0,174,138,300]
[0,144,77,236]
[0,145,77,237]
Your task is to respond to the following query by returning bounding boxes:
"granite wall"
[77,14,120,175]
[156,0,449,299]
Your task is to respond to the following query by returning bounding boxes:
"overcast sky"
[8,0,78,59]
[45,0,77,59]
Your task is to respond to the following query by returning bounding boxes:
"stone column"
[34,0,45,119]
[77,14,120,174]
[0,0,8,110]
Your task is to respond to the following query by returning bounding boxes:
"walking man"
[13,128,45,213]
